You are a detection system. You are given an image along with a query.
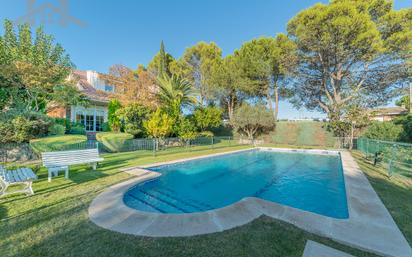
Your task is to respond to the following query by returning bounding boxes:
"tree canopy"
[101,64,158,108]
[156,75,197,118]
[147,41,176,77]
[286,0,411,124]
[232,104,275,140]
[193,106,223,132]
[235,34,296,120]
[174,42,222,105]
[209,54,247,122]
[144,109,174,139]
[0,20,84,112]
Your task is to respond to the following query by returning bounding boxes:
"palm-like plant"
[157,75,197,117]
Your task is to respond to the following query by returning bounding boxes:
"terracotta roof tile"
[71,70,112,103]
[371,106,407,115]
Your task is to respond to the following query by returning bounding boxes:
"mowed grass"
[96,132,134,152]
[30,135,87,152]
[1,144,407,257]
[351,151,412,245]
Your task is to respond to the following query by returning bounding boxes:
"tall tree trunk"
[274,84,279,121]
[266,85,273,114]
[228,102,234,124]
[349,122,354,150]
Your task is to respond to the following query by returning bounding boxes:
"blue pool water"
[123,150,349,219]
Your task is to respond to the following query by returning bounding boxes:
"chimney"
[86,70,98,88]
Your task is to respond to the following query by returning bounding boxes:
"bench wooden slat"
[21,168,37,180]
[15,169,24,181]
[43,158,104,167]
[1,169,36,183]
[42,149,102,168]
[9,171,18,183]
[41,148,103,182]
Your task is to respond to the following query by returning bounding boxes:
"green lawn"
[30,133,135,153]
[1,144,410,256]
[351,151,412,245]
[96,132,134,152]
[30,135,87,152]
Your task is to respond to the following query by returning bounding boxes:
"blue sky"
[1,0,411,118]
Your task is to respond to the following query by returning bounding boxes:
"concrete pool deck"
[88,148,412,257]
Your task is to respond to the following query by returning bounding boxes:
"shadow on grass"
[7,214,378,257]
[351,151,412,245]
[0,204,7,220]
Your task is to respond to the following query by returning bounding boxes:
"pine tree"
[158,40,166,78]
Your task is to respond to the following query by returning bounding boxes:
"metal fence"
[1,135,359,163]
[357,137,412,176]
[104,136,235,153]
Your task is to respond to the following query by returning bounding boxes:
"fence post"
[366,138,369,158]
[211,136,214,149]
[387,144,397,177]
[96,141,99,152]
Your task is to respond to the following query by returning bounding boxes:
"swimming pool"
[123,149,349,219]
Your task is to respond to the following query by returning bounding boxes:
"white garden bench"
[41,148,104,182]
[0,165,37,196]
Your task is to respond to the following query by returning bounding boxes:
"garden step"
[86,132,97,140]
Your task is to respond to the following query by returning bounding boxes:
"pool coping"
[88,147,412,257]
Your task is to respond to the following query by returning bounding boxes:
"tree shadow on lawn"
[352,151,412,245]
[7,214,378,257]
[0,172,134,224]
[0,204,7,221]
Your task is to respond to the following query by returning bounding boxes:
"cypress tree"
[158,40,166,78]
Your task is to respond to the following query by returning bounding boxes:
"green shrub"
[108,99,122,132]
[210,125,233,136]
[117,103,150,138]
[54,117,71,131]
[0,114,51,143]
[102,122,111,132]
[143,110,174,138]
[363,121,403,141]
[193,106,223,131]
[69,124,86,135]
[48,124,65,135]
[232,104,275,139]
[393,114,412,143]
[177,118,198,142]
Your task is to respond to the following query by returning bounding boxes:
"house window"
[76,113,85,125]
[86,115,94,131]
[104,85,114,92]
[95,115,104,131]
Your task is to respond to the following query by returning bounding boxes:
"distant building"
[369,106,407,122]
[286,118,321,122]
[47,70,114,132]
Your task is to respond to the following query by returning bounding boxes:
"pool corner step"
[121,166,160,178]
[302,241,355,257]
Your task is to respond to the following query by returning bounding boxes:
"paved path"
[302,240,355,257]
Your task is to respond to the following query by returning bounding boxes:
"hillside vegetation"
[268,122,336,147]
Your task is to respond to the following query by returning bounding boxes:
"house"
[47,70,114,132]
[369,106,407,121]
